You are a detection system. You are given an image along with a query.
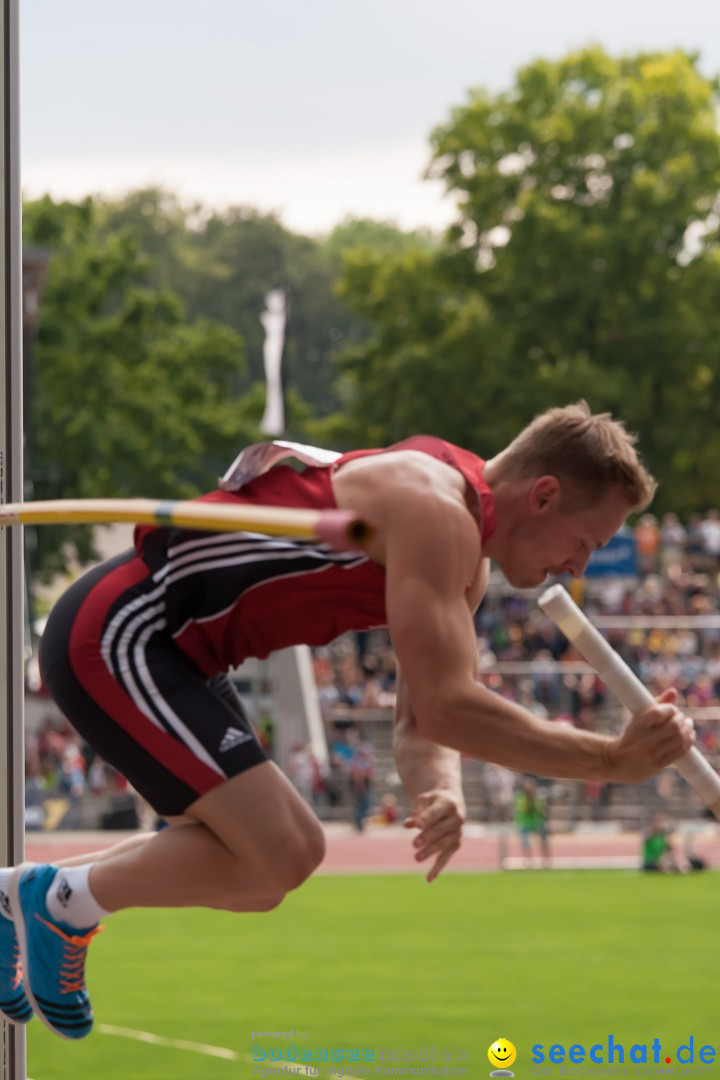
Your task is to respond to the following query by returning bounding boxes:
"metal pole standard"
[0,0,25,1076]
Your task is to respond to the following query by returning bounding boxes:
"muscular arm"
[384,491,692,782]
[393,665,464,800]
[332,449,692,782]
[393,664,465,881]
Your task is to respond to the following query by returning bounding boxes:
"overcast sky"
[20,0,720,234]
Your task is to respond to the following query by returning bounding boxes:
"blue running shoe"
[9,863,101,1040]
[0,893,32,1024]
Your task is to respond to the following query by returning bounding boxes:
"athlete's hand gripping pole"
[539,583,720,820]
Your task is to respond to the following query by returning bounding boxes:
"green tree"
[323,217,436,261]
[98,193,378,418]
[319,243,502,448]
[24,195,264,578]
[333,48,720,513]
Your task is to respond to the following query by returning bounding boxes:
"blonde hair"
[497,401,657,511]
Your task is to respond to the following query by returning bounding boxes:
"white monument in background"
[260,288,287,437]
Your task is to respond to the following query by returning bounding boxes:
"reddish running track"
[24,823,720,874]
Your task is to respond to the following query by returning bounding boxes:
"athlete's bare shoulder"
[332,449,477,568]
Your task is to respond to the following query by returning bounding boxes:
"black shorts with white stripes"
[39,549,269,816]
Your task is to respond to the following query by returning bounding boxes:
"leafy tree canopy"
[23,194,422,577]
[332,48,720,514]
[24,195,261,577]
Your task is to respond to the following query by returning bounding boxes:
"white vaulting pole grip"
[538,584,720,820]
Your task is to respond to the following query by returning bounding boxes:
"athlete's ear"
[528,475,560,512]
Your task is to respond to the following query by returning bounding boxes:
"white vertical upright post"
[268,646,328,770]
[0,0,25,1077]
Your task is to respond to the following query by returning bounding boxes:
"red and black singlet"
[133,435,496,677]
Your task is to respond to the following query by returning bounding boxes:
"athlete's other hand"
[606,687,695,782]
[404,790,466,882]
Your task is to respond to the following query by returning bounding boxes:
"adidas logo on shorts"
[219,727,253,753]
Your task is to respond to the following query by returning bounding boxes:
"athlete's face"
[498,479,631,589]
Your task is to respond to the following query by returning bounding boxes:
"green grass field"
[27,871,720,1080]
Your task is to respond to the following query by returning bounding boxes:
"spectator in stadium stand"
[329,726,354,768]
[348,729,375,831]
[377,793,399,825]
[642,816,681,873]
[315,655,342,715]
[642,816,709,873]
[325,725,354,808]
[634,512,660,575]
[699,508,720,568]
[59,744,86,800]
[286,743,318,806]
[0,403,694,1040]
[514,776,551,866]
[483,763,515,822]
[337,650,366,708]
[658,512,686,577]
[684,513,707,568]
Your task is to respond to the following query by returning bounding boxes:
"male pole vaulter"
[0,402,694,1038]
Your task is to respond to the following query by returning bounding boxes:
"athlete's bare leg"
[43,831,159,869]
[39,818,223,870]
[84,761,325,913]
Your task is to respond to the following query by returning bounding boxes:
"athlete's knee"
[259,817,326,893]
[219,819,325,902]
[220,835,322,909]
[264,816,325,894]
[287,817,326,888]
[250,894,287,912]
[220,893,288,913]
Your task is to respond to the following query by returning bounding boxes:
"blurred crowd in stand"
[286,726,380,832]
[24,713,134,830]
[301,507,720,832]
[26,717,130,804]
[24,508,720,834]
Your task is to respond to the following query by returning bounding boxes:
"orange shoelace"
[11,940,22,991]
[34,915,103,994]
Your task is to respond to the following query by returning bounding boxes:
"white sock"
[45,865,110,929]
[0,868,13,920]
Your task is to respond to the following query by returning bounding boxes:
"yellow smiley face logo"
[488,1039,517,1069]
